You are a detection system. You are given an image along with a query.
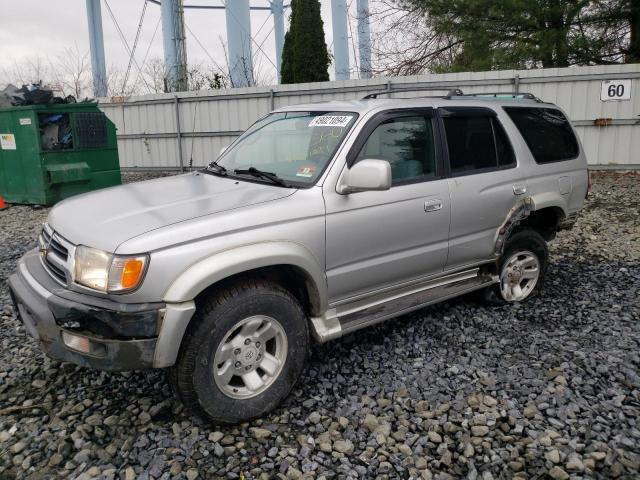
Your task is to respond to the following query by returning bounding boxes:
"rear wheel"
[168,280,309,424]
[499,249,541,301]
[484,228,548,303]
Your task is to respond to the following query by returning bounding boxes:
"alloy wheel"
[213,315,288,399]
[500,250,540,301]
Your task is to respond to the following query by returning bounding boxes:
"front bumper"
[8,250,195,371]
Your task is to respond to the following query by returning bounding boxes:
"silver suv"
[9,93,588,424]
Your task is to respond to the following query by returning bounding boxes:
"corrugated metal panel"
[575,124,639,167]
[116,137,180,169]
[99,64,640,169]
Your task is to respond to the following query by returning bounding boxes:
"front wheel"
[168,280,309,424]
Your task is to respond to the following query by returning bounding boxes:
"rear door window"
[494,118,516,167]
[441,108,515,175]
[504,107,579,163]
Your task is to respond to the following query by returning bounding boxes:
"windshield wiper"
[234,167,290,187]
[203,161,228,176]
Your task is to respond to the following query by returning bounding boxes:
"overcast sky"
[0,0,355,88]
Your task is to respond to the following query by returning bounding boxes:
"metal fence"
[99,63,640,170]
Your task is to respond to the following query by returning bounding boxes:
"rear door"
[324,108,451,302]
[439,106,524,270]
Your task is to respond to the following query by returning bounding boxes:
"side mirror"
[337,159,392,194]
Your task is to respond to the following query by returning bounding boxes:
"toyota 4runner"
[9,92,588,424]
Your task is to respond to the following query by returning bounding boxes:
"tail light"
[586,171,592,198]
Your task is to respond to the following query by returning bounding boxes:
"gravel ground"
[0,172,638,480]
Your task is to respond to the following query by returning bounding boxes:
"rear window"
[504,107,579,163]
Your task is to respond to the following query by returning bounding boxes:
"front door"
[324,109,451,303]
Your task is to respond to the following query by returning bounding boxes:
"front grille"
[44,258,67,282]
[41,227,69,261]
[40,225,74,285]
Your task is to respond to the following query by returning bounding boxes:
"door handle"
[513,184,527,195]
[424,199,443,212]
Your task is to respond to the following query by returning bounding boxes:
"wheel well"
[194,265,322,317]
[518,207,564,240]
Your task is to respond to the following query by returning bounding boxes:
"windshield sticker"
[296,166,316,178]
[309,115,352,128]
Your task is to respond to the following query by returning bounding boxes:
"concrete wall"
[99,64,640,170]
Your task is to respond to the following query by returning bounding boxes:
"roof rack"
[361,88,541,102]
[444,89,541,101]
[361,85,447,99]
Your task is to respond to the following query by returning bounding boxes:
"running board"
[311,268,498,342]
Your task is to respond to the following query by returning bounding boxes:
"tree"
[378,0,634,73]
[134,57,228,95]
[51,45,91,98]
[187,62,228,91]
[367,1,457,76]
[0,46,93,99]
[623,0,640,62]
[0,56,51,90]
[281,0,331,83]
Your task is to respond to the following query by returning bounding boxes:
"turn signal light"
[121,258,144,289]
[107,254,149,292]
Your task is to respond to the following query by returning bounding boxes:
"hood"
[48,172,296,252]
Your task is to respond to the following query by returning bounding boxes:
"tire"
[168,279,309,424]
[483,228,548,304]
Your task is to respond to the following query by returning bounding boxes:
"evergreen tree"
[399,0,635,71]
[623,0,640,62]
[281,0,331,83]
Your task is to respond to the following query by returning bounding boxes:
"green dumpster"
[0,102,121,205]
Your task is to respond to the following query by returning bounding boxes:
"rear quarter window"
[504,107,579,163]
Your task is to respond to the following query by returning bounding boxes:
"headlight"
[74,246,148,293]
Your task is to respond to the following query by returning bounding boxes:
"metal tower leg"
[226,0,254,87]
[271,0,285,83]
[85,0,108,97]
[161,0,188,92]
[331,0,350,80]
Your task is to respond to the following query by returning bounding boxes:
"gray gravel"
[0,172,639,479]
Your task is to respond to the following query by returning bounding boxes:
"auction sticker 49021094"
[309,115,352,128]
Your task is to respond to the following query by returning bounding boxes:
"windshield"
[215,111,357,186]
